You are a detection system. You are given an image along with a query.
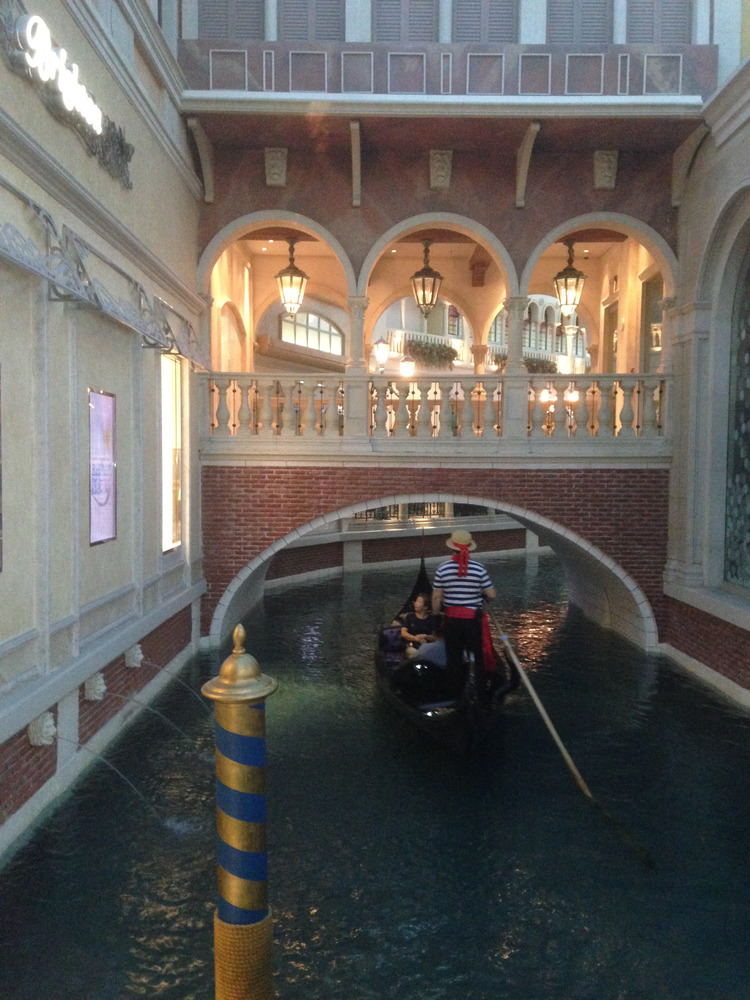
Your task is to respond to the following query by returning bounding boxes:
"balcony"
[202,370,670,467]
[178,40,717,102]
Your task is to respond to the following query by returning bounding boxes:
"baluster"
[595,379,613,437]
[236,379,252,436]
[577,381,593,436]
[208,379,219,435]
[308,382,321,435]
[214,379,232,437]
[437,380,451,438]
[372,381,388,436]
[396,380,410,437]
[450,381,463,437]
[493,381,503,436]
[618,378,635,438]
[641,378,660,438]
[258,382,273,435]
[227,379,241,435]
[528,383,545,436]
[418,382,432,436]
[482,381,495,436]
[291,380,305,436]
[272,381,284,435]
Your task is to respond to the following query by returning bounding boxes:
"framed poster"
[89,389,116,544]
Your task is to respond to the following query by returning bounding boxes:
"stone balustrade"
[202,372,669,462]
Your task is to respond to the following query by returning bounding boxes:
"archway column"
[470,343,488,374]
[345,296,370,438]
[662,299,711,590]
[504,296,528,375]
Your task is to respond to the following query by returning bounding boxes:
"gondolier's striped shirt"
[432,559,493,609]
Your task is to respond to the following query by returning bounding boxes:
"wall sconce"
[411,240,443,317]
[399,355,415,379]
[372,337,390,373]
[275,238,308,316]
[553,239,586,318]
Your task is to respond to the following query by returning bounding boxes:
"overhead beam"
[516,120,540,208]
[186,117,215,203]
[350,120,361,207]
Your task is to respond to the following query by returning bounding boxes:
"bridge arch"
[209,494,658,653]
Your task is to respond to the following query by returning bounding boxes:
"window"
[373,0,438,42]
[161,356,182,552]
[627,0,692,44]
[453,0,518,43]
[279,0,345,41]
[725,249,750,589]
[547,0,612,44]
[198,0,265,40]
[280,311,344,356]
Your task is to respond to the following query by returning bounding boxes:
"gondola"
[374,558,519,753]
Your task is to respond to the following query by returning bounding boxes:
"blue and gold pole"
[202,624,278,1000]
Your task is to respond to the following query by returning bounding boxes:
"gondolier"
[432,530,496,699]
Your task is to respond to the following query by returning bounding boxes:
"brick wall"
[0,607,193,825]
[0,717,57,822]
[663,597,750,687]
[202,465,670,631]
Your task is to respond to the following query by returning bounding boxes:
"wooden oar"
[494,620,655,870]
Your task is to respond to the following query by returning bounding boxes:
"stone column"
[504,296,528,375]
[347,296,369,371]
[345,296,370,439]
[470,343,489,374]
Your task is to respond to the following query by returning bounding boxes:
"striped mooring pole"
[202,624,278,1000]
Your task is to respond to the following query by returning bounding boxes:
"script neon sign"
[15,14,103,135]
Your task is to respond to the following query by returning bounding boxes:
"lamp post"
[275,238,308,317]
[410,240,443,317]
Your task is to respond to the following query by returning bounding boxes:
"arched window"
[725,247,750,588]
[280,310,344,356]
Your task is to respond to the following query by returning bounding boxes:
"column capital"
[347,295,369,318]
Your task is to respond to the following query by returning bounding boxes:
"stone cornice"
[0,108,204,313]
[65,0,201,197]
[182,90,705,120]
[702,58,750,147]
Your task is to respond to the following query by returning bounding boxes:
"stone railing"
[202,372,669,461]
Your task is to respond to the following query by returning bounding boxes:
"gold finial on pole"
[202,624,278,1000]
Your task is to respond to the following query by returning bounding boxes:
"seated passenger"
[401,594,439,658]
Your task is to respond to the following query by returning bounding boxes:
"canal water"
[0,555,748,999]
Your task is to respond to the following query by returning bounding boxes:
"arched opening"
[209,493,657,652]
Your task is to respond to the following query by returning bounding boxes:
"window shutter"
[627,0,655,43]
[547,0,573,43]
[661,0,691,44]
[279,0,309,40]
[373,0,403,41]
[407,0,438,42]
[199,0,231,38]
[315,0,345,40]
[235,0,265,39]
[487,0,518,43]
[580,0,612,43]
[453,0,482,42]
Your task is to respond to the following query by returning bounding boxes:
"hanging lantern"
[411,240,443,318]
[553,239,586,318]
[275,238,309,316]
